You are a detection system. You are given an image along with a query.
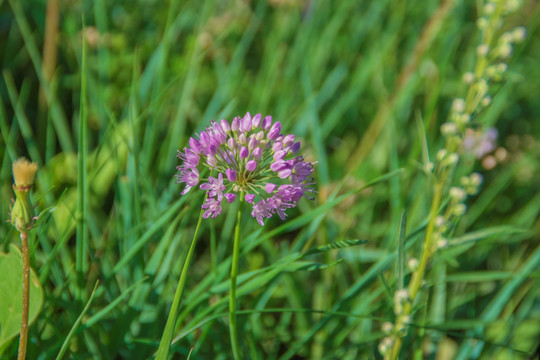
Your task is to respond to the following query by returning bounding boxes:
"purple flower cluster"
[176,113,316,225]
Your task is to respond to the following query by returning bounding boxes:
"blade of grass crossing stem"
[55,281,99,360]
[76,19,88,302]
[155,202,207,360]
[397,210,406,290]
[84,277,147,328]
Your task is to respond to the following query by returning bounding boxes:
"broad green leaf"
[0,244,44,348]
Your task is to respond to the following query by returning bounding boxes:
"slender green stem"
[387,181,444,360]
[155,200,206,360]
[229,191,245,360]
[18,231,29,360]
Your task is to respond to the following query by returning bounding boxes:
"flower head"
[176,113,316,225]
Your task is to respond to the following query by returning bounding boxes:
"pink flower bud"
[246,160,257,171]
[252,147,262,159]
[220,119,231,132]
[265,183,276,193]
[231,116,240,131]
[283,134,295,146]
[267,121,281,140]
[252,113,262,129]
[262,115,272,130]
[240,146,249,159]
[226,168,237,182]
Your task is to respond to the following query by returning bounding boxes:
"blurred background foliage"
[0,0,539,358]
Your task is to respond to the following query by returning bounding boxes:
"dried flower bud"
[10,158,38,232]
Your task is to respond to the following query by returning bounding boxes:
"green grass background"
[1,0,539,358]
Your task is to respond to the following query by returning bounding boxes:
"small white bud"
[477,17,488,30]
[484,3,496,14]
[459,113,471,124]
[497,63,508,73]
[382,322,394,334]
[494,147,508,162]
[407,258,419,271]
[452,98,466,113]
[436,149,447,162]
[470,172,483,186]
[463,72,475,84]
[512,27,527,42]
[477,44,489,56]
[446,153,459,166]
[441,122,458,136]
[453,203,467,216]
[476,79,489,93]
[435,216,446,228]
[378,337,394,355]
[449,187,466,201]
[437,238,449,249]
[501,32,514,44]
[481,96,492,107]
[482,155,497,170]
[498,43,513,58]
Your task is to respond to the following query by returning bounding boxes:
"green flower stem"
[387,181,444,360]
[229,191,245,360]
[18,231,29,360]
[155,200,206,360]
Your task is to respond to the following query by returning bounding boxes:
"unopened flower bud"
[481,96,492,107]
[477,44,489,56]
[382,322,394,335]
[453,203,467,216]
[437,238,449,249]
[477,18,488,30]
[436,149,447,162]
[452,98,466,113]
[463,72,475,84]
[441,122,458,136]
[498,43,512,58]
[512,27,527,42]
[484,2,495,14]
[407,258,419,271]
[449,187,466,201]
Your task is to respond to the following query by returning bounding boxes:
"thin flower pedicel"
[175,112,316,225]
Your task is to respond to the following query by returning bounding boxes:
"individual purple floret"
[176,113,316,225]
[462,127,498,159]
